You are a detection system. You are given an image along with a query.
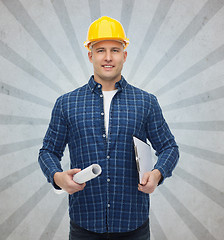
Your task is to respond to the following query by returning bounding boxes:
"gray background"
[0,0,224,239]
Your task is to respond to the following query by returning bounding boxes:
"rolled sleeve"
[146,95,179,183]
[38,96,68,189]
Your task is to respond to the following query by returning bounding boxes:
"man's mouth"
[102,65,114,69]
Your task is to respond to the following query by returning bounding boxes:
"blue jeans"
[69,219,150,240]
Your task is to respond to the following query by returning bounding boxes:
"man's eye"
[97,50,104,53]
[113,49,119,52]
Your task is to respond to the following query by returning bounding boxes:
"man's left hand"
[138,169,162,194]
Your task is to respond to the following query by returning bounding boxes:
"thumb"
[141,172,150,185]
[67,168,81,176]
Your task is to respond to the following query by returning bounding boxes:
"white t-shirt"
[102,90,118,136]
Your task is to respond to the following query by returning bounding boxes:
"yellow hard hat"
[84,16,129,51]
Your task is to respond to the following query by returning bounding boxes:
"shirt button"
[107,178,110,182]
[98,85,101,88]
[100,94,103,98]
[108,204,110,208]
[103,134,106,138]
[107,156,110,159]
[101,112,104,116]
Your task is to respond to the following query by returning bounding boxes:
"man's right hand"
[54,169,86,194]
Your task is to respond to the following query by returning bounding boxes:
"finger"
[79,183,86,190]
[138,185,142,191]
[138,186,148,193]
[75,181,86,190]
[67,168,81,175]
[67,182,86,194]
[141,172,150,185]
[74,184,84,191]
[138,182,155,194]
[138,184,145,192]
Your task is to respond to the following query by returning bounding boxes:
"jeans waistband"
[70,218,149,236]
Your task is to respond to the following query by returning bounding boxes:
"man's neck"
[101,82,116,91]
[94,75,121,91]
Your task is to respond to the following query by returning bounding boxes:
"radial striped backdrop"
[0,0,223,239]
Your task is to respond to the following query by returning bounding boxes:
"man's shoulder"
[126,82,156,101]
[57,83,89,101]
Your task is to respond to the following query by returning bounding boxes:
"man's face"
[88,40,127,83]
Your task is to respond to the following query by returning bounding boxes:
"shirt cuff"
[50,169,63,190]
[153,167,165,185]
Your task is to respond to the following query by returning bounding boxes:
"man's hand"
[138,169,162,194]
[54,169,86,195]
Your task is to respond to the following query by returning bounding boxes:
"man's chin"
[98,74,120,82]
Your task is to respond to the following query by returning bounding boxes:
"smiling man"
[38,16,179,240]
[88,40,127,91]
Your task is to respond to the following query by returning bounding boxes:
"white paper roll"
[54,164,102,194]
[73,164,102,184]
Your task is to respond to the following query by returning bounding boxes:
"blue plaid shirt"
[38,76,179,233]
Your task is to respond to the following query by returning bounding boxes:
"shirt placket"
[105,90,120,232]
[95,84,111,232]
[92,79,123,232]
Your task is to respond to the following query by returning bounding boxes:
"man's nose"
[105,50,112,61]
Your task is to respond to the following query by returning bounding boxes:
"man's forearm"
[38,150,63,188]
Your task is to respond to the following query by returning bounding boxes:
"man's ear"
[88,51,93,63]
[123,51,127,63]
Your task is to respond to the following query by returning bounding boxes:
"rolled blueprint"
[73,164,102,184]
[54,164,102,194]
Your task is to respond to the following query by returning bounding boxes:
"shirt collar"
[88,75,128,93]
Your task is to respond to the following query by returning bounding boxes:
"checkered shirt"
[38,75,179,233]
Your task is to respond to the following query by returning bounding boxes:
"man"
[38,16,179,240]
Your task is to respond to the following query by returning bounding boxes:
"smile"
[102,65,114,68]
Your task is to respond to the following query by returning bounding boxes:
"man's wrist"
[53,172,63,189]
[152,169,162,184]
